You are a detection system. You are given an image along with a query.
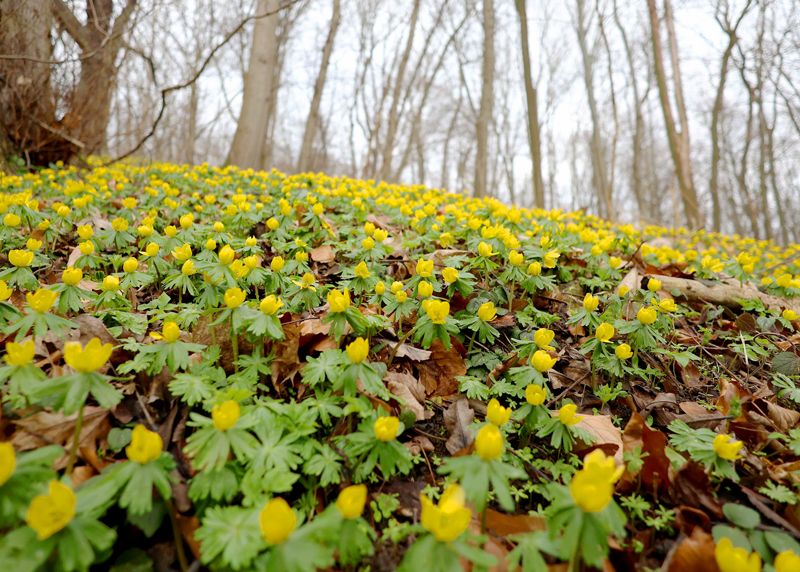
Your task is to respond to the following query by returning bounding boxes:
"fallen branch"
[652,274,800,313]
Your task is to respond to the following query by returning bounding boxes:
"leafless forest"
[1,0,799,241]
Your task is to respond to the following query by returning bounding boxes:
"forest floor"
[0,161,799,571]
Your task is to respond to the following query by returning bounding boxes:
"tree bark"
[514,0,545,208]
[297,0,341,172]
[228,0,280,169]
[473,0,495,198]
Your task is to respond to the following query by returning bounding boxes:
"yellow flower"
[417,280,433,298]
[64,337,113,373]
[9,249,33,267]
[558,403,582,426]
[583,293,599,312]
[327,288,351,313]
[259,497,297,544]
[647,277,662,292]
[617,285,630,297]
[161,321,180,343]
[125,424,163,464]
[715,537,762,572]
[267,217,280,230]
[346,337,369,364]
[569,449,623,513]
[299,272,316,289]
[335,484,367,520]
[782,309,799,321]
[609,256,622,269]
[615,343,633,360]
[172,243,192,261]
[102,275,120,292]
[218,245,236,265]
[416,258,434,278]
[182,259,196,276]
[213,221,225,232]
[595,322,615,343]
[533,328,555,350]
[420,485,471,542]
[179,214,194,229]
[362,237,375,250]
[775,550,800,572]
[477,242,494,257]
[486,399,511,426]
[164,225,178,237]
[4,213,21,226]
[5,340,35,367]
[374,416,400,442]
[373,229,388,242]
[439,232,454,247]
[212,401,240,431]
[477,301,497,322]
[205,238,217,250]
[26,238,42,251]
[442,267,459,283]
[474,423,504,460]
[637,306,658,325]
[508,250,524,266]
[26,480,77,540]
[79,240,96,255]
[224,287,246,309]
[243,255,260,270]
[423,299,450,325]
[0,280,12,301]
[111,217,129,232]
[260,295,283,315]
[531,350,557,372]
[526,384,546,406]
[395,290,408,303]
[375,281,386,295]
[654,297,677,313]
[123,258,139,273]
[713,433,743,461]
[271,256,285,272]
[138,225,153,237]
[0,442,16,486]
[353,262,370,279]
[391,281,404,293]
[543,250,560,268]
[122,197,137,209]
[295,251,308,262]
[26,288,58,313]
[37,219,50,231]
[527,261,542,276]
[57,205,70,217]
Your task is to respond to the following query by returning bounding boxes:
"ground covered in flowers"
[1,162,800,571]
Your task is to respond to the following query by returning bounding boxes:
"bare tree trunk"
[646,0,703,229]
[297,0,341,172]
[574,0,612,218]
[514,0,544,208]
[473,0,494,197]
[228,0,279,168]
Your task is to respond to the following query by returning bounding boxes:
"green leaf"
[196,505,263,570]
[712,524,751,550]
[108,428,132,452]
[773,352,800,376]
[722,503,761,529]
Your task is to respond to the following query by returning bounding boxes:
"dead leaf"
[575,414,623,463]
[443,398,474,454]
[299,317,331,336]
[621,413,671,494]
[762,400,800,432]
[417,339,466,397]
[388,341,432,362]
[386,371,431,421]
[678,361,703,388]
[483,508,546,536]
[310,244,335,263]
[71,315,118,346]
[665,527,717,572]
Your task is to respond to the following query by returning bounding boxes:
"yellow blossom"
[353,261,370,279]
[125,424,163,464]
[362,237,375,250]
[375,281,386,295]
[558,403,582,426]
[531,350,557,372]
[713,433,743,461]
[374,416,400,442]
[26,238,42,251]
[583,293,599,312]
[224,287,246,308]
[172,243,192,261]
[260,295,283,315]
[336,484,368,519]
[416,258,434,277]
[474,423,504,460]
[64,337,113,373]
[9,249,33,267]
[508,250,524,266]
[569,449,623,513]
[111,217,129,232]
[543,250,560,268]
[533,328,555,350]
[486,398,511,426]
[526,384,546,406]
[182,259,196,275]
[0,280,12,301]
[775,550,800,572]
[442,267,459,283]
[783,309,798,321]
[0,442,16,486]
[143,242,159,257]
[595,322,615,342]
[477,242,494,257]
[161,321,181,343]
[5,340,35,367]
[26,288,58,313]
[327,288,351,313]
[715,538,761,572]
[420,485,471,542]
[25,480,76,540]
[102,275,120,292]
[637,306,658,325]
[477,301,497,322]
[259,497,297,545]
[422,299,449,324]
[4,213,21,226]
[212,401,240,431]
[346,337,369,364]
[417,280,434,298]
[123,258,139,273]
[271,256,285,272]
[527,261,542,276]
[647,277,662,292]
[615,343,633,360]
[218,245,235,265]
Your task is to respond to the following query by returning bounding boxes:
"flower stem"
[65,401,85,477]
[231,321,239,371]
[166,497,189,572]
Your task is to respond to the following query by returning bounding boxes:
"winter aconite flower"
[531,350,557,373]
[423,299,449,324]
[714,537,761,572]
[654,297,677,313]
[647,278,662,292]
[508,250,524,266]
[0,442,16,486]
[224,287,246,309]
[637,306,658,325]
[335,484,368,519]
[123,258,139,273]
[346,337,369,364]
[5,340,35,366]
[160,321,181,343]
[486,399,511,426]
[558,403,582,426]
[583,293,599,312]
[782,309,798,321]
[0,280,12,301]
[475,423,504,460]
[533,328,555,351]
[569,449,623,513]
[259,497,296,545]
[477,242,494,257]
[218,245,235,265]
[181,260,196,276]
[260,295,283,315]
[595,323,615,342]
[543,250,560,268]
[327,288,351,313]
[9,249,33,267]
[477,301,497,322]
[417,281,433,298]
[775,550,800,572]
[64,337,113,373]
[615,343,633,360]
[713,433,743,461]
[25,480,76,540]
[420,485,471,542]
[354,261,370,279]
[102,275,120,292]
[416,259,434,278]
[212,401,240,431]
[126,424,163,464]
[442,267,459,283]
[270,256,285,272]
[374,416,400,442]
[526,384,546,406]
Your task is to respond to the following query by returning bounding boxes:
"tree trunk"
[473,0,494,198]
[297,0,341,172]
[228,0,280,169]
[514,0,545,208]
[646,0,703,229]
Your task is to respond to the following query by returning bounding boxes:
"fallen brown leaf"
[386,371,431,421]
[665,527,717,572]
[576,414,623,463]
[417,339,466,397]
[443,398,474,455]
